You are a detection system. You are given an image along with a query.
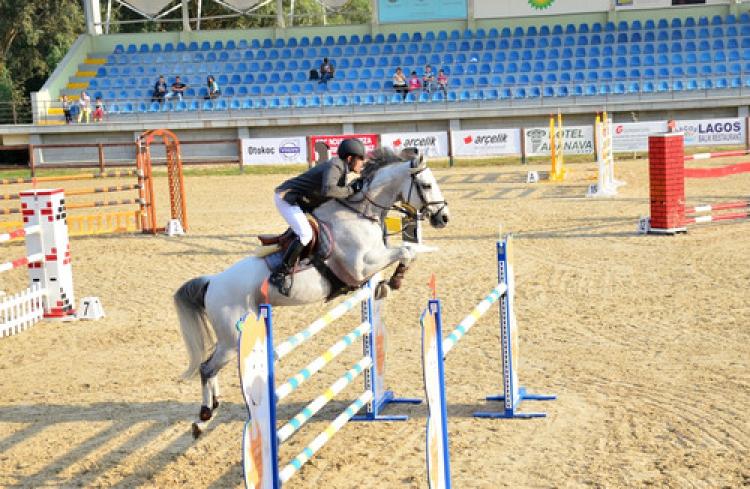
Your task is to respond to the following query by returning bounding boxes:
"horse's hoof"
[199,405,213,421]
[192,422,204,439]
[374,281,390,300]
[388,277,403,290]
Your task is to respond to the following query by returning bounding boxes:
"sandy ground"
[1,157,748,488]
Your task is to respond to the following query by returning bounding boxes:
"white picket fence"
[0,283,47,337]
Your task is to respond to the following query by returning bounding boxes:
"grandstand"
[2,1,750,165]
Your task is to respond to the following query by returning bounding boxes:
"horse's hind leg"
[192,339,237,438]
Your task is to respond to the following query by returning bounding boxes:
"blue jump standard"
[476,389,557,419]
[351,391,422,422]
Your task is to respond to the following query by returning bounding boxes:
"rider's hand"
[350,179,364,193]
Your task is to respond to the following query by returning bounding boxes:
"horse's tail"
[174,276,212,380]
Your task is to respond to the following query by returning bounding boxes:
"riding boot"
[269,237,305,296]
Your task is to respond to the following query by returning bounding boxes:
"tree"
[0,0,84,102]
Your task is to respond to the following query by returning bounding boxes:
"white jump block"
[636,216,651,235]
[78,297,105,320]
[526,171,539,183]
[166,219,185,237]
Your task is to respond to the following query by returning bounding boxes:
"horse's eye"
[421,184,432,190]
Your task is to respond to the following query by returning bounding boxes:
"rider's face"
[349,156,365,174]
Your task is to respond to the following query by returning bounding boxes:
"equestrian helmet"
[337,138,366,160]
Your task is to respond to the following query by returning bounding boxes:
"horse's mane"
[362,147,413,183]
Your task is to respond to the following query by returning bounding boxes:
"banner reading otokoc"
[308,134,379,163]
[451,129,522,156]
[241,137,308,165]
[380,132,449,157]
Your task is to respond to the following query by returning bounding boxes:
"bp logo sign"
[528,0,555,9]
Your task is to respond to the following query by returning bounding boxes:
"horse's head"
[404,154,449,228]
[361,147,449,229]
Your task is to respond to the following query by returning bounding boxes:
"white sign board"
[451,129,521,156]
[240,137,308,165]
[612,121,669,152]
[380,132,449,157]
[524,126,595,156]
[475,0,610,18]
[676,118,746,147]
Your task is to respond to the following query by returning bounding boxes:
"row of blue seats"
[89,72,750,102]
[99,46,750,79]
[107,32,750,66]
[111,13,750,55]
[91,60,750,90]
[101,79,750,115]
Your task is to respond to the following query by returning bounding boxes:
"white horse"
[174,149,449,436]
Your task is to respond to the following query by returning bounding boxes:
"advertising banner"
[474,0,610,18]
[379,0,467,23]
[240,137,307,165]
[308,134,379,162]
[524,126,595,156]
[451,129,521,156]
[675,118,746,146]
[612,121,669,152]
[380,131,449,157]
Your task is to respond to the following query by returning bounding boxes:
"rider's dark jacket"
[276,157,356,213]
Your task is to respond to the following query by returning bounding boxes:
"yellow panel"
[76,71,97,77]
[67,82,89,90]
[85,58,107,64]
[47,107,64,115]
[37,120,66,126]
[384,216,402,233]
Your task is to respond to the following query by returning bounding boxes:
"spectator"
[392,67,408,100]
[408,71,421,93]
[92,96,105,122]
[152,75,167,103]
[205,75,221,99]
[437,69,448,95]
[422,65,435,94]
[77,91,91,123]
[60,95,72,124]
[309,68,320,81]
[319,58,335,83]
[166,76,187,101]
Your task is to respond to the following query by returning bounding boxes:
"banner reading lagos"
[675,118,746,146]
[451,129,521,156]
[380,132,449,157]
[524,126,595,156]
[241,137,307,165]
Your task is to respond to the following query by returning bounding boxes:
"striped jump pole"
[645,133,750,234]
[238,273,420,489]
[421,235,556,488]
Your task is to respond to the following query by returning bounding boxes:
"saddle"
[258,216,320,260]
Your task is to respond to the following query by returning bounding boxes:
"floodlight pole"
[181,0,192,31]
[83,0,103,35]
[276,0,285,28]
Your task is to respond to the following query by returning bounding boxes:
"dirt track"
[1,158,748,488]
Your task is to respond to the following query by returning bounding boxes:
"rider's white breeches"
[274,193,313,246]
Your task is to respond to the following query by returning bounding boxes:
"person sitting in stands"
[408,71,421,93]
[422,65,435,94]
[152,75,167,103]
[392,67,408,100]
[205,75,221,99]
[319,58,334,83]
[61,95,72,124]
[166,76,187,101]
[437,69,448,95]
[92,96,105,122]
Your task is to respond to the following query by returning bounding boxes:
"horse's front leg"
[361,245,417,296]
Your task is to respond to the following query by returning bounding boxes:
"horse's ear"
[410,153,427,173]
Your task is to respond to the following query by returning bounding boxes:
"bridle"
[337,162,448,223]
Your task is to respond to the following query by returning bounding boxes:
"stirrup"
[269,270,294,296]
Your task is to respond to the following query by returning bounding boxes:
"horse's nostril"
[442,214,449,223]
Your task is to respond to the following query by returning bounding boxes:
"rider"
[270,138,367,294]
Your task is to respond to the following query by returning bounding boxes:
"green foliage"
[0,0,84,101]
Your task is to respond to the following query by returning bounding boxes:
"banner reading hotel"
[380,132,449,157]
[675,118,746,146]
[240,137,308,165]
[308,134,379,163]
[451,129,521,156]
[611,121,668,152]
[524,126,595,156]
